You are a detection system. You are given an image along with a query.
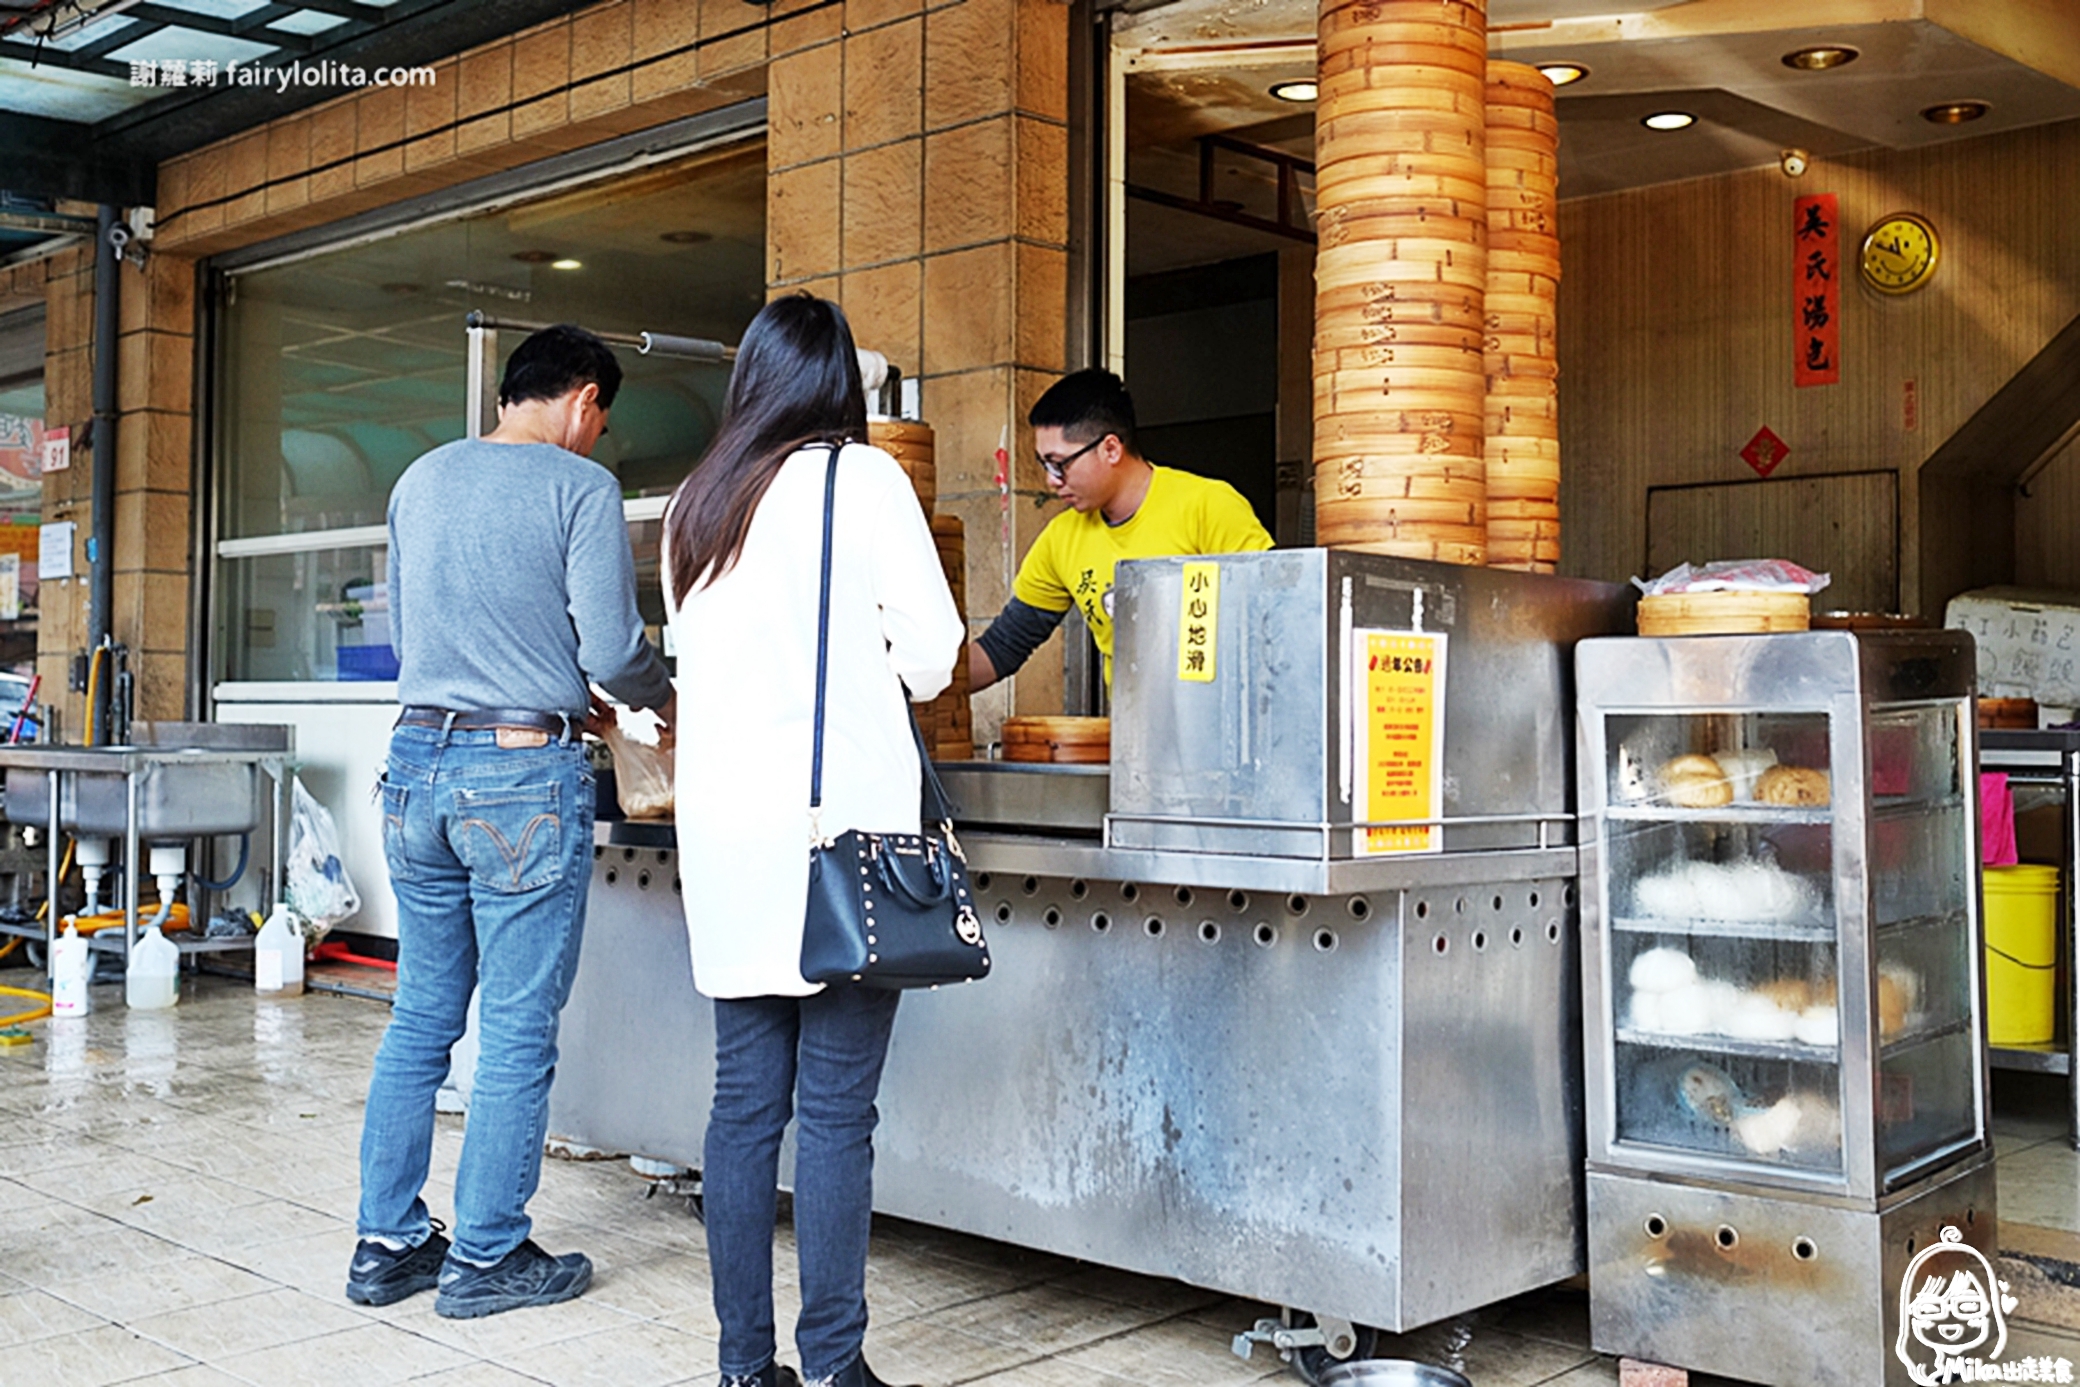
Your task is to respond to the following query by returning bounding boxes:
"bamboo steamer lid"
[869,419,937,519]
[1636,592,1810,637]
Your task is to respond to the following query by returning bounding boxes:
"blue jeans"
[357,724,594,1266]
[708,987,902,1380]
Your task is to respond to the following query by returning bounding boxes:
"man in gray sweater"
[348,324,676,1319]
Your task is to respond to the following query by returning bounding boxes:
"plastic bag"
[1633,559,1832,597]
[602,716,674,819]
[287,777,360,932]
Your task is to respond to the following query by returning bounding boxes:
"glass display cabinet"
[1577,630,1996,1387]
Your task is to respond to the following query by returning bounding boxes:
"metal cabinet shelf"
[1978,728,2080,1147]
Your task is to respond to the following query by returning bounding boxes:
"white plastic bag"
[602,716,674,819]
[287,777,360,932]
[1633,559,1832,597]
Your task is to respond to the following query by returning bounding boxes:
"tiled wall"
[765,0,1072,734]
[23,0,1074,740]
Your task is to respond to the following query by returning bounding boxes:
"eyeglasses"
[1037,434,1108,483]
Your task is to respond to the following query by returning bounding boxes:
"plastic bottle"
[51,919,91,1017]
[254,902,305,996]
[124,922,180,1010]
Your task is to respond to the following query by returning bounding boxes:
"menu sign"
[1355,629,1447,856]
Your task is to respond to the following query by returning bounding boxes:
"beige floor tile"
[583,1253,718,1323]
[857,1318,1046,1383]
[17,1147,225,1201]
[383,1291,644,1356]
[490,1318,718,1387]
[408,1364,559,1387]
[131,1365,255,1386]
[1048,1316,1286,1387]
[959,1357,1141,1387]
[7,1220,191,1287]
[47,1250,277,1322]
[928,1282,1171,1355]
[215,1319,473,1386]
[0,1321,195,1385]
[219,1226,357,1296]
[0,1285,108,1347]
[167,1199,347,1257]
[77,1170,276,1227]
[1992,1141,2080,1233]
[128,1285,370,1361]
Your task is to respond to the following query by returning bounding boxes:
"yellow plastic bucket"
[1984,864,2060,1046]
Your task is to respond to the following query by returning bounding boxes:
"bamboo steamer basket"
[1314,71,1487,111]
[1317,281,1484,310]
[1487,497,1560,520]
[1486,106,1561,135]
[1313,172,1491,206]
[1489,354,1560,382]
[1636,591,1811,636]
[869,419,936,518]
[1484,375,1559,400]
[1317,408,1484,447]
[1486,58,1561,573]
[1327,535,1490,566]
[1316,43,1484,78]
[1316,473,1488,505]
[1002,715,1110,765]
[925,511,970,760]
[1316,206,1487,242]
[1317,320,1485,352]
[1318,341,1485,370]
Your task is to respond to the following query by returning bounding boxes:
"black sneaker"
[721,1365,803,1387]
[434,1239,593,1319]
[345,1222,450,1306]
[809,1357,914,1387]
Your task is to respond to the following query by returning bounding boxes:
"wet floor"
[3,971,2079,1386]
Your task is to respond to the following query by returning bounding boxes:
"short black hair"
[499,323,623,410]
[1029,368,1137,455]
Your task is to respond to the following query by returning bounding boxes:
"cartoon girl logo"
[1896,1226,2017,1384]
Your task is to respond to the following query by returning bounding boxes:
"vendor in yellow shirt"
[969,368,1273,691]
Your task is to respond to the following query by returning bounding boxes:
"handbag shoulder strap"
[809,443,842,829]
[808,439,961,836]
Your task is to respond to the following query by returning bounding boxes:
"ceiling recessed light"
[659,230,712,244]
[1642,111,1696,131]
[1537,63,1587,87]
[1922,100,1989,124]
[550,258,583,271]
[510,249,558,264]
[1782,46,1859,71]
[1270,79,1317,103]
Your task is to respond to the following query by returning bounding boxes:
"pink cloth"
[1982,772,2019,867]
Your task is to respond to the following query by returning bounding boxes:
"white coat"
[665,441,964,998]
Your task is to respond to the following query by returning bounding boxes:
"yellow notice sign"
[1177,561,1219,682]
[1357,629,1447,855]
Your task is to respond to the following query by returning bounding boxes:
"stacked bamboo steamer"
[869,418,936,518]
[1312,0,1491,566]
[921,512,972,761]
[1002,716,1111,764]
[1482,60,1560,571]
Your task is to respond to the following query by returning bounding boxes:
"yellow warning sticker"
[1177,562,1219,682]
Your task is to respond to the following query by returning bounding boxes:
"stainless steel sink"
[0,728,288,839]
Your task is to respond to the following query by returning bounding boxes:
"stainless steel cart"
[1577,631,1994,1387]
[527,552,1633,1372]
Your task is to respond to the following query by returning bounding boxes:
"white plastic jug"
[51,919,91,1017]
[124,922,180,1010]
[255,902,305,996]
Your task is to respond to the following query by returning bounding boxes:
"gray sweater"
[387,438,673,715]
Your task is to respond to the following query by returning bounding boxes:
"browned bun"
[1659,754,1732,808]
[1757,765,1830,807]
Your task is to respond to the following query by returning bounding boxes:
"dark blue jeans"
[707,986,902,1381]
[357,724,594,1266]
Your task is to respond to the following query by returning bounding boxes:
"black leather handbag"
[799,445,991,990]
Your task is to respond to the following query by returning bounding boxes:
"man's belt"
[397,706,576,734]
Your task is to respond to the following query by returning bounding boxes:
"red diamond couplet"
[1741,426,1789,478]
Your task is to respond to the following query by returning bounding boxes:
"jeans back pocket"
[450,782,567,894]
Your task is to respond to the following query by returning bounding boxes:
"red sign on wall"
[1794,193,1840,387]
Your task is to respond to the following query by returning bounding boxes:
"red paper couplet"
[1794,193,1840,388]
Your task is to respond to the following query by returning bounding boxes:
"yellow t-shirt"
[1012,465,1273,683]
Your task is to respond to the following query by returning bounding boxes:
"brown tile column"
[767,0,1071,746]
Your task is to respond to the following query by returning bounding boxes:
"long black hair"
[667,293,868,603]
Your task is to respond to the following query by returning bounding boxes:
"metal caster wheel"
[1289,1313,1377,1386]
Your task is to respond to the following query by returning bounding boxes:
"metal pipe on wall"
[89,204,121,747]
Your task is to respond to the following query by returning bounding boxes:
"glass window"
[213,139,766,684]
[0,365,46,666]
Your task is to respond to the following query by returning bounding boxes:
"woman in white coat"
[663,294,962,1387]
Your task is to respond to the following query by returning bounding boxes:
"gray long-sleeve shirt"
[387,438,673,715]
